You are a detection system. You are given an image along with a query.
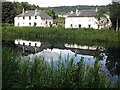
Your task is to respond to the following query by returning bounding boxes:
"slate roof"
[17,10,52,19]
[67,9,96,17]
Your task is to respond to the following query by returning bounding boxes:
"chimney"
[95,7,98,12]
[76,9,79,16]
[22,8,24,15]
[34,9,38,15]
[70,11,74,14]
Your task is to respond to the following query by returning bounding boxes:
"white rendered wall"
[65,17,99,29]
[14,16,53,27]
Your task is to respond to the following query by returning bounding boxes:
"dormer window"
[35,16,37,19]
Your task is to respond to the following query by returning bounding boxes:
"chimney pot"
[22,8,24,15]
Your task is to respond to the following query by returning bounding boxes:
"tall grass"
[2,26,119,43]
[2,47,120,88]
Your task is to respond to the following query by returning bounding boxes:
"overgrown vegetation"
[2,26,119,43]
[108,2,120,30]
[3,47,120,88]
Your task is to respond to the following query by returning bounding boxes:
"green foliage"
[54,17,65,27]
[2,2,42,24]
[108,2,120,29]
[2,2,15,23]
[96,8,106,20]
[108,2,120,20]
[2,26,119,47]
[43,9,57,19]
[2,47,20,88]
[3,47,120,88]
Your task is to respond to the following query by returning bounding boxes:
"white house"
[65,9,112,29]
[14,9,53,27]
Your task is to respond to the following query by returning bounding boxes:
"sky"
[7,0,112,7]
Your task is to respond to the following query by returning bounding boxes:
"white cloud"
[7,0,112,7]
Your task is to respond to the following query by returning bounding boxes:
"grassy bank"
[2,47,120,88]
[2,26,119,43]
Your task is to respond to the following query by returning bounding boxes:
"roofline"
[15,9,52,19]
[15,16,52,19]
[67,16,96,17]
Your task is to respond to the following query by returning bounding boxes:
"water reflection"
[13,39,120,82]
[105,48,120,82]
[21,48,95,66]
[14,39,104,56]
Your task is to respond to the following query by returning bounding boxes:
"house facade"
[65,9,112,29]
[14,9,53,27]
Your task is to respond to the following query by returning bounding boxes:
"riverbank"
[2,26,119,43]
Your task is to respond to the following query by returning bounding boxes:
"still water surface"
[3,39,120,82]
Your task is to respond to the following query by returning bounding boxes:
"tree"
[2,2,42,24]
[43,9,57,19]
[2,2,15,23]
[95,8,112,29]
[108,2,120,31]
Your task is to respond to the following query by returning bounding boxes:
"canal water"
[2,39,120,82]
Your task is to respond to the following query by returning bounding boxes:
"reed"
[2,47,120,88]
[2,26,119,43]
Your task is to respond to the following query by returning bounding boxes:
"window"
[70,24,73,28]
[88,24,91,28]
[34,22,37,26]
[29,23,31,26]
[29,43,31,46]
[35,16,37,19]
[98,25,100,29]
[18,23,19,26]
[46,21,48,24]
[23,17,25,19]
[79,24,81,28]
[49,22,52,27]
[23,42,25,45]
[35,43,37,47]
[29,16,31,20]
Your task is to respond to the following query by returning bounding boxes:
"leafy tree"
[2,2,42,24]
[43,9,57,19]
[108,2,120,31]
[95,8,112,29]
[2,2,15,23]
